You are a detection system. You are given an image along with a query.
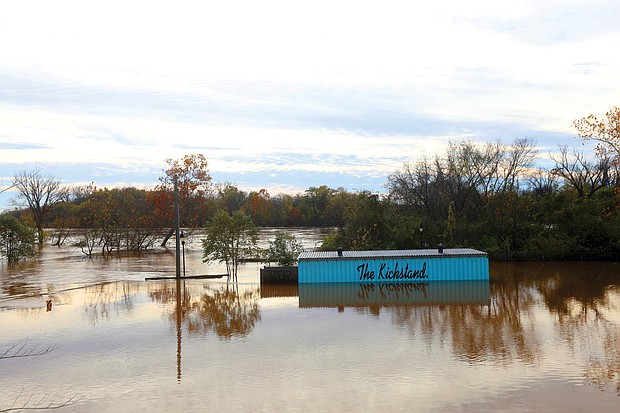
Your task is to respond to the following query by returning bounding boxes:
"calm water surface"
[2,229,620,412]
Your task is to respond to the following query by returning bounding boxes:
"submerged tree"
[265,231,304,266]
[76,187,161,255]
[151,154,213,246]
[202,210,258,282]
[0,215,36,262]
[12,170,67,244]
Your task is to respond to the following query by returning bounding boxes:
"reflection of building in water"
[296,279,538,366]
[260,284,299,299]
[298,281,490,307]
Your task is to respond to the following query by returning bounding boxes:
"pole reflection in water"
[148,280,263,375]
[176,278,183,383]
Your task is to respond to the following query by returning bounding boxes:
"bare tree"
[12,170,67,244]
[499,138,537,192]
[0,387,76,412]
[550,146,612,198]
[1,340,76,412]
[387,157,436,214]
[1,175,14,197]
[527,168,558,197]
[387,138,537,241]
[0,340,58,360]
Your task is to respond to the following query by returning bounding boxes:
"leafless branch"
[0,341,77,412]
[0,387,77,412]
[0,340,58,360]
[550,145,612,197]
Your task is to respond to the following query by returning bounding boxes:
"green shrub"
[0,215,37,262]
[266,231,304,266]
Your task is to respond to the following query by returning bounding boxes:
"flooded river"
[2,229,620,412]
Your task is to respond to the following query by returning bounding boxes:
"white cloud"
[0,0,618,209]
[0,103,446,176]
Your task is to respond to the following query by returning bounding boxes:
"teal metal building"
[297,248,489,283]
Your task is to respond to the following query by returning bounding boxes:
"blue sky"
[1,0,619,210]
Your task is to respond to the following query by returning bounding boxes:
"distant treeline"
[4,134,620,261]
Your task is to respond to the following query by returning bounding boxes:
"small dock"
[145,274,227,281]
[298,248,489,283]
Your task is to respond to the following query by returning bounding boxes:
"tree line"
[2,107,620,261]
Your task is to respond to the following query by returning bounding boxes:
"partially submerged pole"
[176,278,182,382]
[174,177,181,278]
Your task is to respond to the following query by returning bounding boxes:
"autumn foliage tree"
[77,187,160,255]
[159,154,212,198]
[149,154,212,246]
[245,189,273,225]
[573,106,620,165]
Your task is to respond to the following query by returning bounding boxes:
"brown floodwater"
[2,229,620,412]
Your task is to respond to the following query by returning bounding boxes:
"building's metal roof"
[298,248,487,261]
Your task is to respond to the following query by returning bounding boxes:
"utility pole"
[174,177,181,278]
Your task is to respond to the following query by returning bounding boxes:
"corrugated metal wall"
[298,255,489,283]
